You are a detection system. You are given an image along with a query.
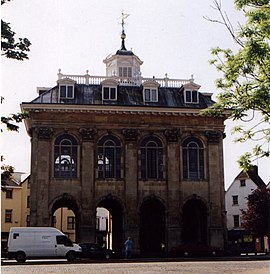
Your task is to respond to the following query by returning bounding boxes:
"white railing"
[57,70,193,88]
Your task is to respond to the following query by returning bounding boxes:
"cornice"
[21,103,231,117]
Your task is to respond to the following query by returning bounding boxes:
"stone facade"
[23,108,227,253]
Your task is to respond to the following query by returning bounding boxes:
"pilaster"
[32,127,53,226]
[79,128,97,242]
[122,129,139,251]
[205,130,226,248]
[164,128,181,250]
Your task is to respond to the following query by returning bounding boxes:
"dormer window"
[184,90,199,104]
[60,85,74,99]
[57,78,76,100]
[101,79,118,102]
[144,88,158,102]
[103,86,117,100]
[142,80,160,103]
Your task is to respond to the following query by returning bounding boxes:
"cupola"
[103,13,143,84]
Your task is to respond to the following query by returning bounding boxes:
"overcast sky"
[1,0,269,189]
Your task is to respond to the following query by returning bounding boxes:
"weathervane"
[120,11,130,50]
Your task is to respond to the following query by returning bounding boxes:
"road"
[1,260,270,274]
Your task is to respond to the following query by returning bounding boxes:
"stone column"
[205,130,226,249]
[164,129,181,251]
[122,129,139,253]
[30,127,53,226]
[79,128,97,243]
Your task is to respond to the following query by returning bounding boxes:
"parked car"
[79,243,115,259]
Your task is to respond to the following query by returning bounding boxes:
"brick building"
[21,24,227,255]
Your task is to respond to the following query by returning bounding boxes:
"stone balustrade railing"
[58,70,193,88]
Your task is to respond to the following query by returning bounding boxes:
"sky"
[1,0,269,189]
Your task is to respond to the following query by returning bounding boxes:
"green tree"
[1,0,31,60]
[241,187,270,238]
[203,0,270,170]
[1,0,30,189]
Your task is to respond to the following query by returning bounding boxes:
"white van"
[7,227,82,262]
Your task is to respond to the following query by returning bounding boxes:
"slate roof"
[29,84,215,109]
[116,49,135,56]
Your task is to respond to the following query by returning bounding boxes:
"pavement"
[1,253,270,266]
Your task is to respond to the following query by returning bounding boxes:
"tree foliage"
[241,187,270,237]
[1,0,31,60]
[1,164,14,191]
[1,97,29,132]
[1,0,30,189]
[202,0,270,170]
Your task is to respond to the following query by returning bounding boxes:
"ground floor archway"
[50,195,80,242]
[140,198,165,256]
[182,198,207,245]
[97,197,123,254]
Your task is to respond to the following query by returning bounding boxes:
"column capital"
[122,128,139,141]
[79,128,97,141]
[163,128,180,142]
[34,127,54,140]
[204,130,223,144]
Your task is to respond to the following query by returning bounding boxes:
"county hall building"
[21,22,227,255]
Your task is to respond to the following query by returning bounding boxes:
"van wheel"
[16,252,26,263]
[66,251,76,261]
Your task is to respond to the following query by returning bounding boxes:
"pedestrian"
[124,237,133,259]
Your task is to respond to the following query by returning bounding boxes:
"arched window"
[182,137,204,180]
[98,135,121,179]
[141,136,163,179]
[54,134,78,178]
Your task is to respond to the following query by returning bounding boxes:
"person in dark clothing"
[124,237,133,258]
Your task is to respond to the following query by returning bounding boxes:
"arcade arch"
[49,194,80,242]
[140,197,165,255]
[182,198,207,245]
[96,196,124,254]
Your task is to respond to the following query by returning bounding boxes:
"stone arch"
[181,133,206,148]
[96,194,125,254]
[182,196,208,245]
[49,193,81,242]
[139,194,167,211]
[53,131,81,144]
[138,132,166,147]
[139,195,166,255]
[97,131,124,144]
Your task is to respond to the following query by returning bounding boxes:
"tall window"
[67,216,76,230]
[233,215,240,228]
[27,196,30,208]
[141,136,163,179]
[54,134,78,178]
[182,137,204,180]
[6,189,13,199]
[98,135,121,179]
[232,195,239,205]
[5,209,12,223]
